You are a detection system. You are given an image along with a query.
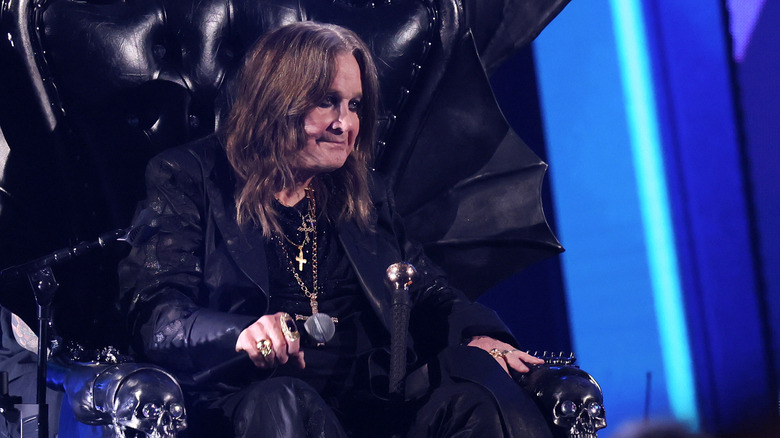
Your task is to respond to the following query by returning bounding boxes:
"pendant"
[304,313,336,344]
[295,246,307,271]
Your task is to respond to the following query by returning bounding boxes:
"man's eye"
[318,96,336,108]
[348,99,362,112]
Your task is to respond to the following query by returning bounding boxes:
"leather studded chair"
[1,0,569,340]
[0,0,571,435]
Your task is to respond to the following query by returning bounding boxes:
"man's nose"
[332,103,356,131]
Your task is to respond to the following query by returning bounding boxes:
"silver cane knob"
[385,262,417,291]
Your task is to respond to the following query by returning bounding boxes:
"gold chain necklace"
[274,188,336,344]
[275,188,321,314]
[279,200,315,271]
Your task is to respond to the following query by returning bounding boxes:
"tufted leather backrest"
[36,0,451,227]
[40,0,441,149]
[0,0,568,348]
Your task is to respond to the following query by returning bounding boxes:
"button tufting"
[188,115,200,129]
[152,44,166,59]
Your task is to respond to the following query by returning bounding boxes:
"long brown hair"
[222,22,379,236]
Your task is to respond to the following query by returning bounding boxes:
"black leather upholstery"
[40,0,438,150]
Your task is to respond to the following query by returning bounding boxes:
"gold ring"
[280,313,300,342]
[256,339,273,357]
[489,348,510,359]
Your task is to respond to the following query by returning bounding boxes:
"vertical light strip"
[609,0,700,427]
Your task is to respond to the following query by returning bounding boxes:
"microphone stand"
[0,215,156,438]
[29,266,55,438]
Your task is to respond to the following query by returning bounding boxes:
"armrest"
[48,358,187,437]
[516,360,607,438]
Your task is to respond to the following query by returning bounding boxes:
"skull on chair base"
[98,364,187,438]
[519,365,607,438]
[50,359,188,438]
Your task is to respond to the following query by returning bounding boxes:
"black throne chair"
[0,0,603,436]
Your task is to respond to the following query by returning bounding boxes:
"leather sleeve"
[118,147,255,373]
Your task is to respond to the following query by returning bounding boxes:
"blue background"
[482,1,779,435]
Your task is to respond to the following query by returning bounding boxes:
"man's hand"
[236,312,306,369]
[468,336,544,374]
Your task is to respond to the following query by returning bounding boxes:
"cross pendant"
[295,247,307,271]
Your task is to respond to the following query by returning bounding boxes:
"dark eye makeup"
[317,94,362,112]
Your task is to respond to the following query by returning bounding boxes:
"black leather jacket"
[118,135,514,382]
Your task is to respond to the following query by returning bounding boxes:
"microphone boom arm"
[0,208,158,438]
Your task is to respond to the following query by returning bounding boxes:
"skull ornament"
[92,363,187,438]
[520,365,606,438]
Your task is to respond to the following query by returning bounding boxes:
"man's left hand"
[467,336,544,374]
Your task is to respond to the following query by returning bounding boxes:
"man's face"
[296,53,363,176]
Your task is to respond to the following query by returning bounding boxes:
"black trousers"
[188,346,552,438]
[189,377,347,438]
[404,345,552,438]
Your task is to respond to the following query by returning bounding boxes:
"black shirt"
[265,198,388,400]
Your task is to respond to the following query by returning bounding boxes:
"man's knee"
[234,377,307,435]
[408,381,503,437]
[409,380,552,438]
[234,377,345,438]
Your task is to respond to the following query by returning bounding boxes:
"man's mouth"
[319,138,347,146]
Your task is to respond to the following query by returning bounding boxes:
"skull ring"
[256,339,273,357]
